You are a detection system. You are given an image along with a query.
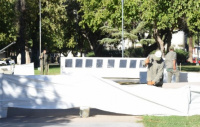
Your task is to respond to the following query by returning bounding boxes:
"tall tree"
[139,0,189,54]
[16,0,26,64]
[0,0,18,49]
[78,0,106,56]
[15,0,69,66]
[79,0,200,57]
[184,0,200,63]
[41,0,68,52]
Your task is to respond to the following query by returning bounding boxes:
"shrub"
[124,47,145,57]
[175,49,188,64]
[86,51,95,57]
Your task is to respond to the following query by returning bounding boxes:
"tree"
[77,0,107,56]
[14,0,69,65]
[0,0,18,48]
[138,0,187,54]
[78,0,141,56]
[99,22,145,48]
[78,0,189,56]
[183,0,200,63]
[41,0,68,52]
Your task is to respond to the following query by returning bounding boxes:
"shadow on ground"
[0,108,138,127]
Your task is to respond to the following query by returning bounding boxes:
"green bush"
[86,51,95,57]
[102,50,122,57]
[124,47,145,57]
[175,49,188,64]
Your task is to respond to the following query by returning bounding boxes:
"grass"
[34,64,60,75]
[142,64,200,127]
[141,64,200,127]
[179,64,200,72]
[142,115,200,127]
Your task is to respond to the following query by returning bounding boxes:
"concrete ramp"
[1,74,200,118]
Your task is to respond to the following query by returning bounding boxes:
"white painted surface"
[60,57,146,78]
[0,63,34,75]
[61,57,200,83]
[0,74,200,118]
[14,63,34,75]
[141,70,200,83]
[171,31,185,49]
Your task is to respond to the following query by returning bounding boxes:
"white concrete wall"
[61,57,200,84]
[61,57,146,78]
[140,70,200,83]
[0,63,34,75]
[171,31,185,49]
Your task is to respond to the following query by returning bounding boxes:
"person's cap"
[169,46,174,50]
[155,50,162,58]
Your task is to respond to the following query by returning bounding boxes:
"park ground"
[33,64,200,127]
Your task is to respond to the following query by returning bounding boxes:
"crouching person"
[143,50,164,87]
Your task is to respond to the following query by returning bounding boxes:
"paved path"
[0,108,144,127]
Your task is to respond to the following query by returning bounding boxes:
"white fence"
[60,57,146,78]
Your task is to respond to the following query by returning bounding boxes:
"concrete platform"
[0,108,144,127]
[162,82,200,89]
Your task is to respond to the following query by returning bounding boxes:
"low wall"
[14,63,34,75]
[140,70,200,83]
[61,57,200,83]
[0,63,34,75]
[60,57,146,78]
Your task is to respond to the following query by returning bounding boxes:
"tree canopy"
[0,0,200,62]
[0,0,18,45]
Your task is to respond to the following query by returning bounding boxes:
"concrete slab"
[162,82,200,89]
[0,108,144,127]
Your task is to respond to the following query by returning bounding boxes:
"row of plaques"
[65,59,145,68]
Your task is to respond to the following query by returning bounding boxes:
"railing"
[0,42,16,54]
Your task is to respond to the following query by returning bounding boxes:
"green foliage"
[78,0,108,32]
[0,0,18,45]
[86,51,95,57]
[99,38,120,44]
[180,65,200,72]
[139,39,155,45]
[140,0,187,30]
[186,1,200,33]
[67,36,77,48]
[99,21,146,47]
[102,49,121,57]
[124,47,145,57]
[1,0,200,59]
[175,49,188,64]
[99,26,121,44]
[143,115,200,127]
[41,0,68,50]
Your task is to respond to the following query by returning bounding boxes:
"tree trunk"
[84,29,103,57]
[163,29,173,53]
[157,35,164,53]
[143,43,157,56]
[17,0,26,64]
[188,37,193,63]
[25,45,30,64]
[154,29,165,55]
